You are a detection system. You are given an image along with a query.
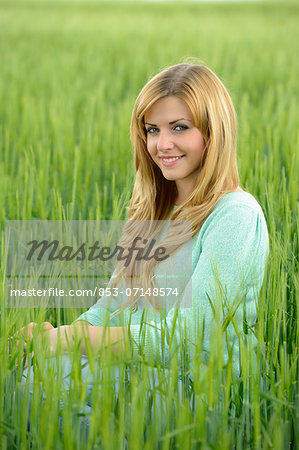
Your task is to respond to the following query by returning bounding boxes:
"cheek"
[146,139,156,157]
[199,133,206,149]
[193,134,206,154]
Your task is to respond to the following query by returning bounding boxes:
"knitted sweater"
[73,192,269,374]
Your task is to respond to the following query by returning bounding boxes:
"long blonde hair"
[110,62,240,314]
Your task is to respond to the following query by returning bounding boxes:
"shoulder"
[204,192,267,230]
[193,192,269,251]
[214,191,265,213]
[190,192,269,279]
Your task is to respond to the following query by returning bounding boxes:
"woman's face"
[144,96,206,195]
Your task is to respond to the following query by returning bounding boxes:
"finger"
[40,321,54,331]
[34,322,53,334]
[19,322,37,338]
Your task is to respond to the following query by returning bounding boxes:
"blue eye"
[146,127,159,134]
[174,125,188,131]
[145,125,188,134]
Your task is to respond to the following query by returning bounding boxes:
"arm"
[46,201,268,369]
[43,321,129,357]
[128,202,269,370]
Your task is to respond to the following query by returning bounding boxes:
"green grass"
[0,1,298,448]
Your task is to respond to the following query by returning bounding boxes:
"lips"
[160,155,185,167]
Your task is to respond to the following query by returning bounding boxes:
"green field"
[0,1,298,448]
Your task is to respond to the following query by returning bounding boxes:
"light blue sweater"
[74,192,269,374]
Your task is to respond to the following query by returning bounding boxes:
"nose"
[157,130,174,152]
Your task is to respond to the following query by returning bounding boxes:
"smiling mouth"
[161,156,184,162]
[160,155,185,167]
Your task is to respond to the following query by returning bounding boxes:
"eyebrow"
[144,118,192,126]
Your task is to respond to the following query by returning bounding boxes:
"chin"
[161,173,177,181]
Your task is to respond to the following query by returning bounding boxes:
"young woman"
[20,62,269,387]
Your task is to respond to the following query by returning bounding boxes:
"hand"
[8,321,54,368]
[19,321,54,338]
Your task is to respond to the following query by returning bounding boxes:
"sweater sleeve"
[128,202,269,372]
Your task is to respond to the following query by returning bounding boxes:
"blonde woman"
[20,62,269,423]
